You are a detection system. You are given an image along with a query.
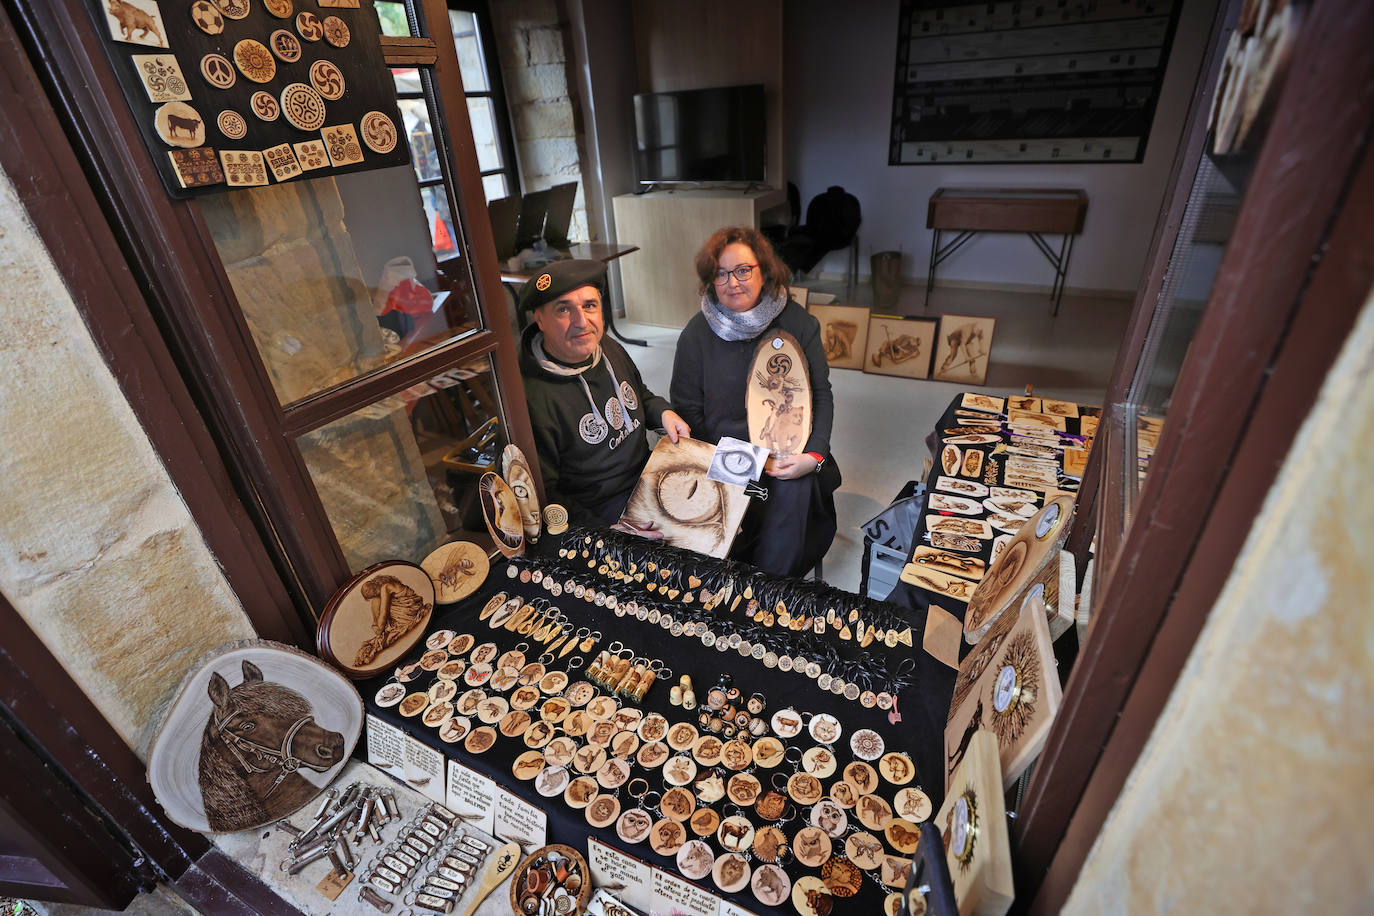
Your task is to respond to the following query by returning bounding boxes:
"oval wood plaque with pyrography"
[148,639,362,833]
[316,559,434,679]
[502,444,542,543]
[480,471,525,558]
[962,495,1075,644]
[746,330,812,459]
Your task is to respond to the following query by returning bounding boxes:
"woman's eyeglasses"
[713,264,758,285]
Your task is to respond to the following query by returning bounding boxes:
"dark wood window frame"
[1017,3,1374,912]
[446,0,521,202]
[10,0,540,627]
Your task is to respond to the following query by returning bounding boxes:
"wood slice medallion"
[747,329,812,460]
[147,639,361,833]
[945,594,1062,791]
[316,559,434,678]
[502,444,542,543]
[936,731,1013,916]
[479,471,525,558]
[620,436,748,558]
[420,540,488,604]
[962,495,1074,645]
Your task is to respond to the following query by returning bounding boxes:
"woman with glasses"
[670,226,839,577]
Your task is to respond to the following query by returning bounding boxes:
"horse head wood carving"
[199,660,344,832]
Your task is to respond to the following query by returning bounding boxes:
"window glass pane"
[374,1,412,36]
[200,168,483,406]
[419,184,461,256]
[392,67,423,97]
[297,356,507,571]
[481,173,508,203]
[449,10,490,92]
[398,97,443,181]
[467,97,503,173]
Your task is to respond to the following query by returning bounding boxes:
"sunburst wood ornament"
[945,592,1062,790]
[936,730,1012,916]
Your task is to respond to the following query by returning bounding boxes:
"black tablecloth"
[360,530,955,914]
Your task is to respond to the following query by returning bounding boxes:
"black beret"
[517,259,607,313]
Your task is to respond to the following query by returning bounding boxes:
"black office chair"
[776,185,862,297]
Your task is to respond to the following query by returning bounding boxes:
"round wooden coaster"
[788,772,824,806]
[154,101,206,148]
[616,806,653,844]
[688,806,720,837]
[721,738,754,770]
[512,750,546,781]
[810,799,847,837]
[879,752,916,786]
[845,831,884,869]
[829,781,859,809]
[463,725,496,755]
[717,815,755,854]
[752,824,788,863]
[692,734,723,767]
[751,735,785,768]
[232,40,275,83]
[317,560,434,679]
[398,692,427,717]
[885,817,921,855]
[498,709,531,738]
[791,875,833,916]
[261,0,292,17]
[677,839,714,880]
[712,852,751,894]
[437,716,470,744]
[563,776,598,809]
[295,10,323,41]
[821,856,863,898]
[727,772,762,806]
[421,541,489,604]
[802,745,837,778]
[667,721,699,751]
[585,794,620,829]
[751,863,791,907]
[855,793,893,832]
[792,826,831,869]
[659,786,695,823]
[190,1,224,35]
[534,764,570,798]
[216,109,247,139]
[649,818,687,856]
[843,761,879,795]
[322,15,351,47]
[636,741,669,769]
[662,755,697,787]
[893,787,932,823]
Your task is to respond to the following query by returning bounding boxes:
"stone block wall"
[0,167,254,758]
[490,0,593,243]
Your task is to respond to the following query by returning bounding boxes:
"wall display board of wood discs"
[87,0,410,197]
[890,0,1182,165]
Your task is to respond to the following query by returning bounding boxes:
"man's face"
[534,285,603,363]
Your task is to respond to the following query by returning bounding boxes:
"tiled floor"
[615,281,1134,594]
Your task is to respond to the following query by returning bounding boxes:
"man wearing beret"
[517,259,691,529]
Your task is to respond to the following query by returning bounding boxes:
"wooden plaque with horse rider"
[148,639,362,833]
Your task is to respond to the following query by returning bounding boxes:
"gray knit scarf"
[700,288,788,342]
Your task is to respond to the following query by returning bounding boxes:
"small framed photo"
[863,315,936,379]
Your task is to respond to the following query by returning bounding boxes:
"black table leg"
[603,291,646,347]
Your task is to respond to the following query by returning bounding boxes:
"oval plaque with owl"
[746,330,812,463]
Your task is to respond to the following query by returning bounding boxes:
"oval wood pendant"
[479,471,525,558]
[746,330,812,459]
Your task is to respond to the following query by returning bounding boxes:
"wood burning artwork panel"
[620,437,749,558]
[935,731,1013,916]
[746,330,812,458]
[933,315,995,385]
[864,315,937,379]
[480,472,525,558]
[945,594,1062,791]
[809,304,870,371]
[315,559,435,679]
[148,640,362,833]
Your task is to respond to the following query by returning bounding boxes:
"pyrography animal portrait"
[198,660,345,832]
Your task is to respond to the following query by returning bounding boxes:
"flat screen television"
[633,84,766,185]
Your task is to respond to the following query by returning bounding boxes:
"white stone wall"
[0,167,254,759]
[491,0,593,242]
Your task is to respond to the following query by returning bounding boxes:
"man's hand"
[611,518,665,540]
[767,453,819,480]
[660,410,691,444]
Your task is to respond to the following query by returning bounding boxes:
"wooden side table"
[925,188,1088,315]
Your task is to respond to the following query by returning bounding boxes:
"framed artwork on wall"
[810,303,871,371]
[933,315,995,385]
[864,315,936,379]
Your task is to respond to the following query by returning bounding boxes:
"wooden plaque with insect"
[620,437,749,558]
[746,330,812,463]
[945,593,1062,790]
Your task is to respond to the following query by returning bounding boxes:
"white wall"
[783,0,1220,294]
